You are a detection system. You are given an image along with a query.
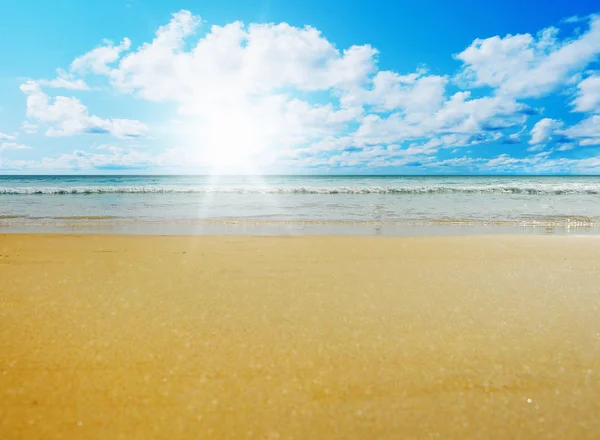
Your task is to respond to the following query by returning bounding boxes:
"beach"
[1,233,599,439]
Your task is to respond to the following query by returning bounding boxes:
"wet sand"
[1,234,600,439]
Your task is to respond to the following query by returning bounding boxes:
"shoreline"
[3,218,600,236]
[2,234,600,438]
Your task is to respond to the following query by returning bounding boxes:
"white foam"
[2,183,600,195]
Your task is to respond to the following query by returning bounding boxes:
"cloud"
[8,10,600,173]
[572,74,600,113]
[0,158,35,170]
[563,15,588,24]
[21,121,38,134]
[37,148,152,170]
[556,143,575,151]
[38,68,90,90]
[529,118,563,144]
[109,15,377,99]
[0,142,30,152]
[64,10,381,160]
[501,126,527,144]
[20,81,148,138]
[0,132,16,140]
[579,138,600,146]
[71,38,131,75]
[5,145,212,171]
[71,11,378,104]
[455,15,600,98]
[560,114,600,145]
[340,69,448,113]
[426,156,484,169]
[350,92,527,150]
[483,153,600,174]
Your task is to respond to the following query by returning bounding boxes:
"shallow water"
[2,175,600,234]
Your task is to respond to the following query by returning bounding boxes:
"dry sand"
[1,234,600,439]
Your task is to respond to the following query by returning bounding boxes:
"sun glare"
[205,117,265,170]
[177,104,276,174]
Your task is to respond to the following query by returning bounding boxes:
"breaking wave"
[2,184,600,195]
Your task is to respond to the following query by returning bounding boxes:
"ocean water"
[2,175,600,235]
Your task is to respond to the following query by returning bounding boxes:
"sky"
[0,0,599,174]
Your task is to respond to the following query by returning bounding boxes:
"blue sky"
[0,0,599,174]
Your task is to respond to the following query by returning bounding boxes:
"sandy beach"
[1,234,599,439]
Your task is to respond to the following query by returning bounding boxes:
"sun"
[179,105,274,173]
[205,116,265,169]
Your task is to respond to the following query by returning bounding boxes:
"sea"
[2,175,600,235]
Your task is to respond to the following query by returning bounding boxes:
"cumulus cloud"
[63,11,386,162]
[340,69,448,113]
[351,92,527,151]
[7,10,600,173]
[74,12,378,102]
[74,9,530,163]
[572,74,600,113]
[20,81,148,138]
[455,15,600,98]
[560,114,600,145]
[529,118,564,144]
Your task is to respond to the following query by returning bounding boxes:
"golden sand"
[1,234,600,439]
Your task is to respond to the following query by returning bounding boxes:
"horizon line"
[2,174,600,178]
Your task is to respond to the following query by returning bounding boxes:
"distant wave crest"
[2,184,600,195]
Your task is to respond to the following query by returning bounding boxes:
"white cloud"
[572,74,600,113]
[562,114,600,137]
[95,144,123,152]
[21,121,38,134]
[483,153,600,174]
[0,142,30,152]
[556,143,575,151]
[351,91,527,148]
[526,144,545,152]
[79,12,378,101]
[340,69,448,113]
[560,114,600,145]
[39,68,90,90]
[24,9,571,171]
[9,10,600,173]
[71,38,131,75]
[0,132,16,140]
[529,118,563,144]
[0,158,35,170]
[427,156,485,168]
[455,16,600,98]
[37,148,151,170]
[20,81,148,138]
[485,154,525,168]
[17,145,212,171]
[579,138,600,146]
[65,10,380,163]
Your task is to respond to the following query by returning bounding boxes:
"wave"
[2,184,600,195]
[2,217,600,227]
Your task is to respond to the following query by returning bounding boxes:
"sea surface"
[2,175,600,235]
